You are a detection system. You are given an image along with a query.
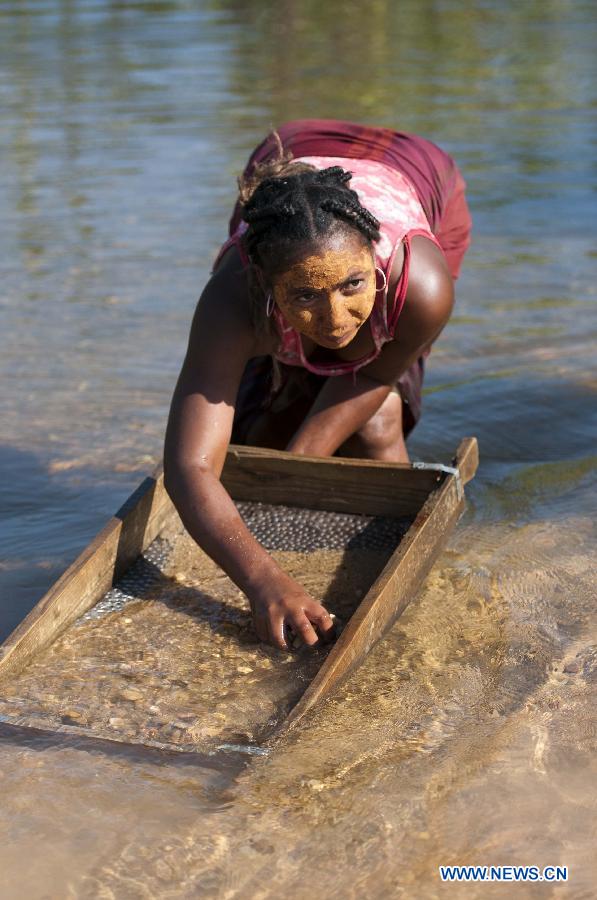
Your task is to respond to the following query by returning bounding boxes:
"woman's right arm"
[163,255,334,650]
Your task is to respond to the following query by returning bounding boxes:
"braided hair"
[236,141,381,369]
[241,165,381,271]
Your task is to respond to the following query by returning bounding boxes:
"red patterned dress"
[215,119,472,441]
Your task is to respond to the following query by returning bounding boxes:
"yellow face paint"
[271,232,377,349]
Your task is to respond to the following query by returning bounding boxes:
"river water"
[1,1,595,897]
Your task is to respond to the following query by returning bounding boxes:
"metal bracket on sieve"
[412,462,464,501]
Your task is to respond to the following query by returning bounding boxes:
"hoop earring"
[265,292,275,317]
[375,266,387,292]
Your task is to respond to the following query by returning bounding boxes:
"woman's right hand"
[248,571,336,651]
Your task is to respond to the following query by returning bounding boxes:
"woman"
[164,118,472,650]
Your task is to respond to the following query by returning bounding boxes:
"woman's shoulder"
[399,235,454,335]
[406,235,453,299]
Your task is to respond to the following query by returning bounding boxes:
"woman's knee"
[355,391,404,452]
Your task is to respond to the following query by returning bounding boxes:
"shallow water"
[0,508,400,750]
[1,0,596,897]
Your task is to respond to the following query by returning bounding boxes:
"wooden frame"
[0,438,478,744]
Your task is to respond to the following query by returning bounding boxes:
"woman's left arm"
[286,237,454,457]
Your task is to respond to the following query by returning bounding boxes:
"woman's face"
[269,231,377,349]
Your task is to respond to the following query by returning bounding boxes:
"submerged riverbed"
[1,0,596,897]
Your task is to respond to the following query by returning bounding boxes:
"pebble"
[563,661,580,674]
[236,666,253,675]
[188,723,222,740]
[117,688,143,702]
[61,709,87,725]
[305,779,326,792]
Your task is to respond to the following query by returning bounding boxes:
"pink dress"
[215,155,443,377]
[270,155,443,376]
[214,119,472,440]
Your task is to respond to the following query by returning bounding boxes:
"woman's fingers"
[251,584,337,651]
[268,615,290,651]
[308,607,336,641]
[289,615,320,647]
